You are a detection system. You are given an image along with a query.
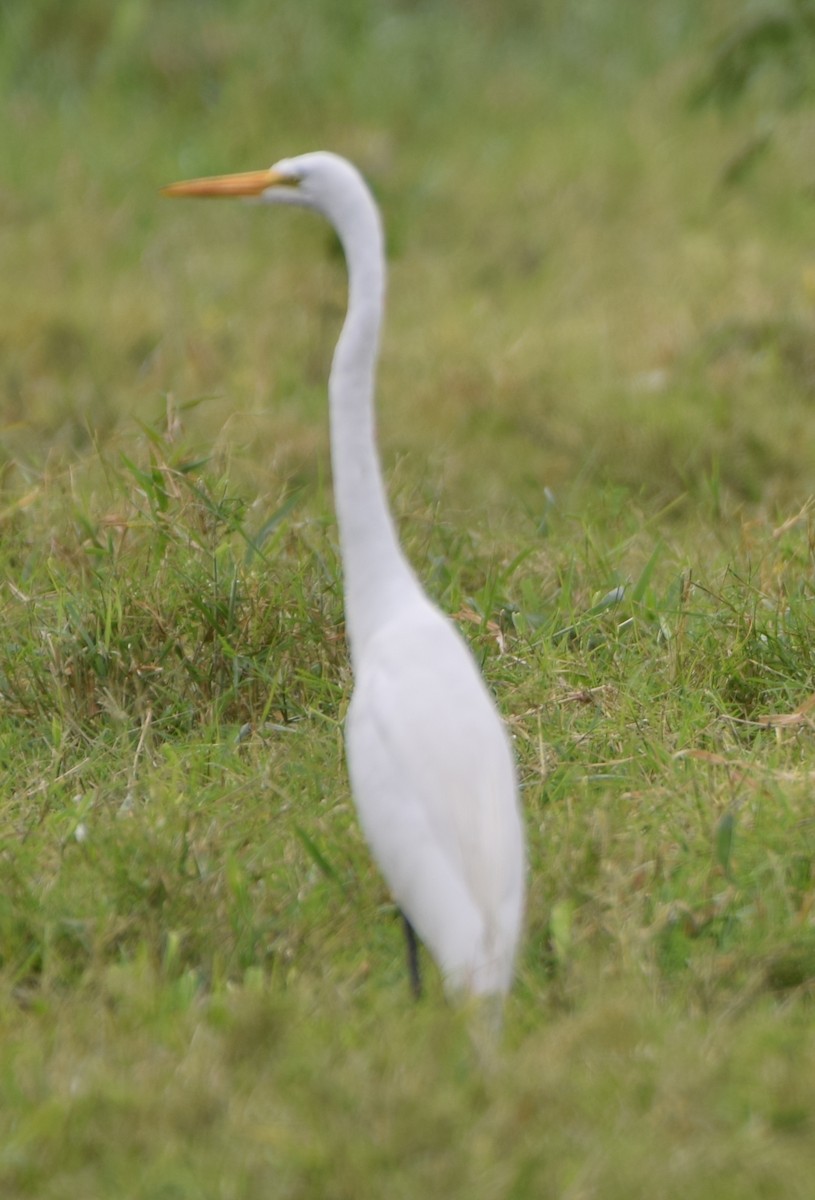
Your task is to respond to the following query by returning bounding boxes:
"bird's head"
[163,151,370,231]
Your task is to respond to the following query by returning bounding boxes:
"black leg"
[402,911,422,1000]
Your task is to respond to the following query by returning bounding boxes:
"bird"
[164,152,525,1004]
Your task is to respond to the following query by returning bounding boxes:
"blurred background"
[2,0,815,516]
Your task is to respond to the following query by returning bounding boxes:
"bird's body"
[164,152,525,1001]
[347,600,522,995]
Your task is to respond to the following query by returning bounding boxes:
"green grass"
[3,0,815,1194]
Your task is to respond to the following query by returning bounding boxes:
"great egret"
[164,153,525,1002]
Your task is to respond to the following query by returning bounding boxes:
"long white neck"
[328,180,424,671]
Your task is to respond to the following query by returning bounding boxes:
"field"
[3,1,815,1195]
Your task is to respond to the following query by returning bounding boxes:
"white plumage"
[165,152,525,1002]
[347,602,522,995]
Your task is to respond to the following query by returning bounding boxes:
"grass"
[3,0,815,1194]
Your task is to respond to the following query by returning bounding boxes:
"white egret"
[164,153,525,1002]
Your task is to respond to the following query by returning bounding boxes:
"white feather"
[347,596,523,996]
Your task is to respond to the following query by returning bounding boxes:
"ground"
[2,2,815,1195]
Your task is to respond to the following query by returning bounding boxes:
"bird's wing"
[345,605,523,984]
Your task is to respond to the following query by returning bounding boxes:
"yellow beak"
[162,167,296,198]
